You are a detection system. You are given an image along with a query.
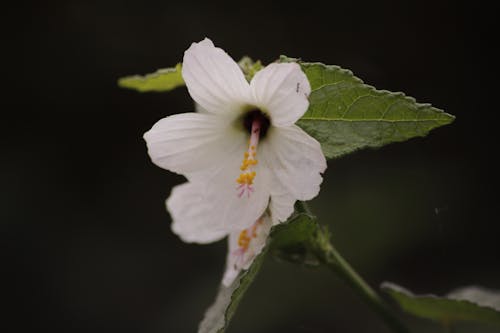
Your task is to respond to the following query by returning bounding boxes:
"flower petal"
[250,62,311,127]
[143,112,246,178]
[261,125,327,201]
[222,214,271,286]
[167,182,228,244]
[182,38,250,116]
[221,231,241,286]
[194,102,209,114]
[168,147,270,236]
[268,192,296,225]
[200,151,271,232]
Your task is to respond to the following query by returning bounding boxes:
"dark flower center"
[243,109,270,139]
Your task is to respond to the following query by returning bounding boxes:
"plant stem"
[299,202,409,333]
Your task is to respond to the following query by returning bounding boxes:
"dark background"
[2,1,498,332]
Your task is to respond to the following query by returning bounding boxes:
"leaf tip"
[116,63,185,93]
[117,76,135,90]
[443,112,456,125]
[279,55,300,63]
[381,281,412,295]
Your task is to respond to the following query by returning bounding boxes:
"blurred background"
[2,0,498,332]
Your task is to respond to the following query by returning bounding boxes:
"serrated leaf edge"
[286,58,455,125]
[117,63,184,91]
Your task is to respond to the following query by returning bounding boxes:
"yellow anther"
[236,171,256,185]
[239,147,259,173]
[238,230,251,250]
[237,220,263,251]
[236,123,260,191]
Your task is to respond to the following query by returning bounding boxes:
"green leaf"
[271,211,317,249]
[270,209,319,265]
[198,212,317,333]
[382,282,500,327]
[238,56,263,81]
[280,56,456,159]
[117,63,185,92]
[198,246,268,333]
[118,56,262,93]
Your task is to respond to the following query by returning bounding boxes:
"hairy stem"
[298,202,409,333]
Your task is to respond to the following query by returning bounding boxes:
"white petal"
[194,102,209,114]
[200,151,271,232]
[167,182,228,244]
[167,146,270,236]
[261,125,327,201]
[182,38,251,116]
[222,232,240,286]
[222,215,272,286]
[150,110,270,235]
[143,112,246,178]
[250,63,311,127]
[268,192,296,225]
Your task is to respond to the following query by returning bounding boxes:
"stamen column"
[236,117,261,198]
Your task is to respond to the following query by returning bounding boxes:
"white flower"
[222,214,272,286]
[165,181,272,286]
[144,38,326,243]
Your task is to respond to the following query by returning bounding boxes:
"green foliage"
[118,58,455,160]
[198,247,268,333]
[270,209,319,265]
[117,57,263,93]
[117,63,184,92]
[198,212,317,333]
[122,55,459,332]
[382,282,500,327]
[238,56,263,81]
[280,57,456,159]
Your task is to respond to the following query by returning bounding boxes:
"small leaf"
[270,210,319,265]
[280,56,455,159]
[382,282,500,327]
[238,56,263,81]
[271,210,317,249]
[198,212,316,333]
[117,63,185,92]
